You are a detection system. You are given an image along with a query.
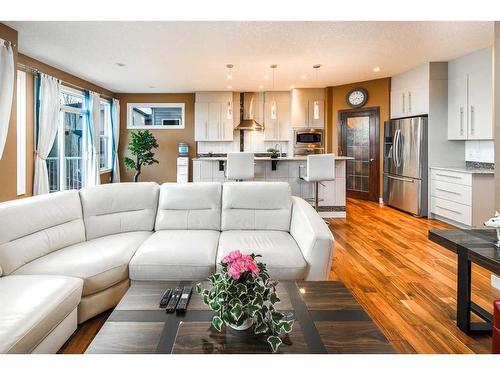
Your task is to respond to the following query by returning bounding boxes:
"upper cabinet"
[291,88,325,128]
[195,92,234,141]
[264,91,290,141]
[390,63,429,119]
[447,48,493,140]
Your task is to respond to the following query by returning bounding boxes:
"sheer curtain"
[0,39,14,160]
[84,91,101,187]
[110,98,120,182]
[33,74,61,195]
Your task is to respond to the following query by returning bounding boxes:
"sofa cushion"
[221,182,292,231]
[217,230,307,280]
[14,231,151,296]
[129,230,220,280]
[80,182,160,240]
[0,275,83,353]
[155,182,222,231]
[0,190,85,276]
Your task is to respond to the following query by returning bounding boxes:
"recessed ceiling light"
[290,85,295,89]
[301,75,307,79]
[259,85,264,89]
[227,85,232,89]
[373,66,381,72]
[227,74,233,80]
[115,62,126,67]
[264,75,269,80]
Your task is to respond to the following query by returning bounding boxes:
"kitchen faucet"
[274,143,282,158]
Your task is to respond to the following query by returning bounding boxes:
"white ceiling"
[6,21,494,93]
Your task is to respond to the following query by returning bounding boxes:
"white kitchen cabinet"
[291,88,325,128]
[429,167,494,228]
[447,48,493,140]
[447,76,468,140]
[390,63,429,119]
[264,91,291,141]
[195,92,234,141]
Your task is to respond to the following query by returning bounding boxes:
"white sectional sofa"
[0,181,334,353]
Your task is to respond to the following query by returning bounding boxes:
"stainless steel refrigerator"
[383,116,428,217]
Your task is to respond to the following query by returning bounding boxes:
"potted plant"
[123,130,159,182]
[267,147,279,159]
[196,250,294,352]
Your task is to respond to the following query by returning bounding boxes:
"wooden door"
[339,108,380,201]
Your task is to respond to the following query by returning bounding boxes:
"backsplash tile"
[465,140,494,163]
[197,130,289,154]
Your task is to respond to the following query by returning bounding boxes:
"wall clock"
[346,88,368,108]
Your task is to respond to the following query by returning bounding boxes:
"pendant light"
[270,64,278,120]
[313,64,321,120]
[226,64,234,120]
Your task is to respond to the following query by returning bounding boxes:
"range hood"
[235,92,264,131]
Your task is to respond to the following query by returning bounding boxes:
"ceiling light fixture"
[227,85,232,89]
[301,75,307,79]
[270,64,278,120]
[264,75,269,80]
[115,62,126,67]
[313,64,322,120]
[259,85,264,90]
[373,66,381,72]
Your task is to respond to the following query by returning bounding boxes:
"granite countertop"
[193,156,354,161]
[430,166,494,174]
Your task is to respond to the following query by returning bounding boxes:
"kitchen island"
[192,155,352,218]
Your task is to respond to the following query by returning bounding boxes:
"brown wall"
[495,22,500,210]
[326,77,391,198]
[116,93,196,183]
[0,24,18,202]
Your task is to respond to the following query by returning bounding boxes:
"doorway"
[338,107,380,201]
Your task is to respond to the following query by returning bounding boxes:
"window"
[44,86,113,193]
[127,103,185,129]
[99,101,113,171]
[46,87,85,192]
[16,70,26,196]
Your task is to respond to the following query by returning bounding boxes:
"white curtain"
[0,39,15,160]
[33,74,61,195]
[84,91,101,187]
[111,98,120,182]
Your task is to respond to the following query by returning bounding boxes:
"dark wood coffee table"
[85,280,395,354]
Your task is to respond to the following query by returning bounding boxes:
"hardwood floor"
[60,198,499,354]
[329,198,498,354]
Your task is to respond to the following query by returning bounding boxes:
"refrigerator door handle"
[386,174,414,183]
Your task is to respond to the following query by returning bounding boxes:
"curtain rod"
[17,62,114,100]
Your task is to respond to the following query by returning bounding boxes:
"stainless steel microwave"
[294,128,324,155]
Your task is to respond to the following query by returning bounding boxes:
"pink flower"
[222,250,243,264]
[222,250,260,279]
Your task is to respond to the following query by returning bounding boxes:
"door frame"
[338,107,380,202]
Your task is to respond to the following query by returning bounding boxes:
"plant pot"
[228,318,254,331]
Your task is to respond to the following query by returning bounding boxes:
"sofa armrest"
[289,196,334,281]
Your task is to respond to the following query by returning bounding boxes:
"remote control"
[159,288,172,308]
[165,288,183,313]
[175,286,192,312]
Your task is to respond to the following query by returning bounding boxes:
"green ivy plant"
[196,253,294,353]
[123,130,159,182]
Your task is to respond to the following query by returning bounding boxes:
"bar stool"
[226,152,255,181]
[300,154,336,212]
